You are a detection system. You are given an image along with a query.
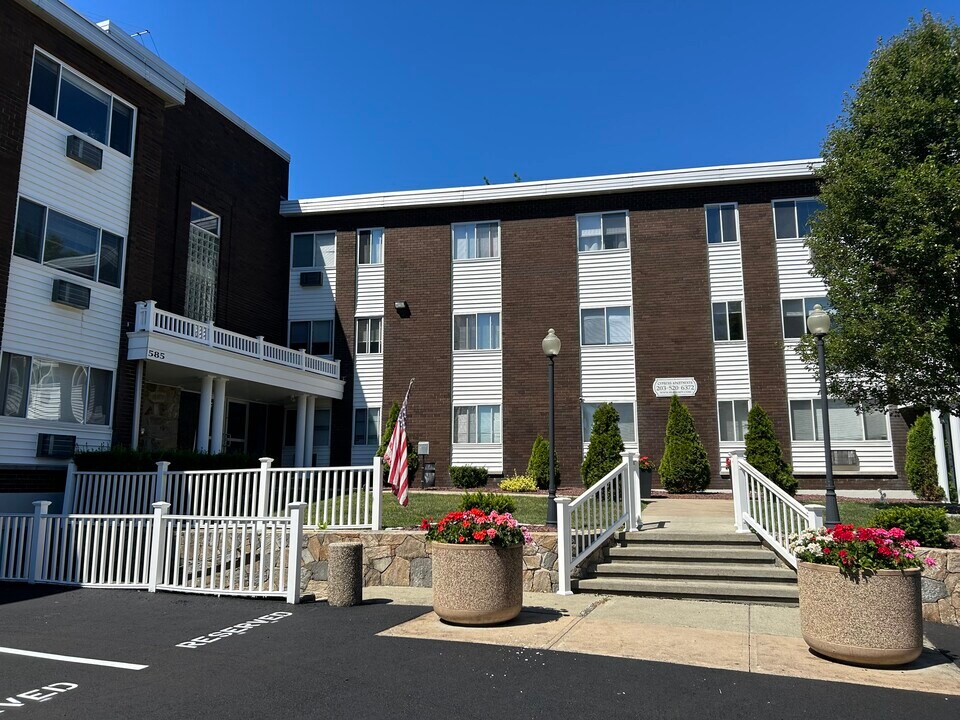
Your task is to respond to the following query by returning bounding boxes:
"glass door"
[226,401,247,454]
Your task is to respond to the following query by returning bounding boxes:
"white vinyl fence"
[555,452,642,595]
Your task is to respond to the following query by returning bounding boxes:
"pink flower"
[925,557,938,567]
[486,528,496,539]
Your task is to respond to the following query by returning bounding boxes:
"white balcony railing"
[134,301,340,380]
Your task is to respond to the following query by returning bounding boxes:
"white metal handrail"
[730,455,823,568]
[555,452,641,595]
[134,300,340,379]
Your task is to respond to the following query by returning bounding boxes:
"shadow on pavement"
[0,581,79,605]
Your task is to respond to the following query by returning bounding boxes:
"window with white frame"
[789,399,888,442]
[453,405,502,444]
[577,212,628,252]
[13,197,124,287]
[712,300,744,342]
[705,203,739,244]
[454,313,500,350]
[185,204,220,322]
[452,222,499,260]
[781,296,831,339]
[581,307,631,345]
[355,317,383,354]
[289,320,333,356]
[581,402,636,443]
[718,400,750,442]
[358,228,383,265]
[353,407,380,446]
[0,352,112,425]
[29,50,136,156]
[773,198,824,240]
[291,231,336,268]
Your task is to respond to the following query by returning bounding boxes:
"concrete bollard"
[327,542,363,607]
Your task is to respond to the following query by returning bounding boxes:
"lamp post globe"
[807,304,841,527]
[543,329,560,526]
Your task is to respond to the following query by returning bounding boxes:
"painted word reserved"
[176,612,291,649]
[0,683,78,713]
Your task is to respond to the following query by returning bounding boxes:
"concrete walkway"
[639,497,738,533]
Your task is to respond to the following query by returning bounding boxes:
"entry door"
[226,401,248,454]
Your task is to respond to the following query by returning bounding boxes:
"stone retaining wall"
[919,547,960,626]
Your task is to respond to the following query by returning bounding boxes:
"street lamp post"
[542,329,561,527]
[807,304,841,527]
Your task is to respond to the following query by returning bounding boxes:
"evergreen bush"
[499,475,538,493]
[581,403,625,487]
[73,447,260,472]
[376,402,420,475]
[526,435,560,489]
[658,395,711,493]
[870,505,949,548]
[743,404,798,496]
[449,466,488,488]
[457,491,516,515]
[905,413,946,501]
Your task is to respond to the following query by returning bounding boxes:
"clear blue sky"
[70,1,960,199]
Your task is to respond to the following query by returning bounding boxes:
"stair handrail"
[555,451,641,595]
[730,454,823,569]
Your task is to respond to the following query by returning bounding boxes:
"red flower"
[419,519,431,530]
[458,535,465,543]
[461,520,471,528]
[472,530,486,541]
[822,547,831,554]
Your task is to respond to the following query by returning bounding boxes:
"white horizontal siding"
[776,239,826,296]
[19,109,132,236]
[2,258,121,369]
[582,440,640,459]
[718,442,746,475]
[355,265,385,317]
[353,355,384,407]
[351,446,377,466]
[792,443,895,475]
[451,444,503,473]
[783,343,820,395]
[580,345,637,398]
[0,416,111,466]
[714,343,751,398]
[707,243,744,300]
[288,267,337,322]
[577,249,632,306]
[451,259,501,313]
[452,352,502,404]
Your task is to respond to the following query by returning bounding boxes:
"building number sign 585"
[147,350,165,360]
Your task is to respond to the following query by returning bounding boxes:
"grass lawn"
[382,492,550,528]
[821,501,960,533]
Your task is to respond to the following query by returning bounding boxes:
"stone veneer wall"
[138,383,180,451]
[919,548,960,626]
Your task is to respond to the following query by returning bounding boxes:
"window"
[358,228,383,265]
[28,51,136,156]
[452,222,500,260]
[13,197,124,287]
[353,407,380,446]
[453,313,500,350]
[314,408,331,448]
[712,301,744,342]
[789,399,888,442]
[291,232,336,268]
[581,403,636,443]
[185,204,220,322]
[705,204,739,244]
[578,212,628,252]
[718,400,750,442]
[356,317,383,354]
[0,352,112,425]
[453,405,502,443]
[290,320,333,356]
[781,297,830,339]
[581,307,631,345]
[773,198,824,240]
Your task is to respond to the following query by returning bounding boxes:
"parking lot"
[1,584,957,719]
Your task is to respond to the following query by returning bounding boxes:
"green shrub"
[499,475,538,493]
[377,401,420,475]
[870,505,949,548]
[658,395,711,493]
[905,413,945,501]
[581,403,625,487]
[526,435,560,489]
[744,403,798,496]
[73,447,260,472]
[449,466,488,488]
[457,491,516,515]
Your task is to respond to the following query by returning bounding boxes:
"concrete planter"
[797,561,923,666]
[431,542,523,625]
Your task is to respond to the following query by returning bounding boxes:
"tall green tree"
[526,434,560,489]
[658,396,711,493]
[743,404,798,496]
[803,14,960,412]
[376,402,419,474]
[904,413,946,501]
[581,403,625,487]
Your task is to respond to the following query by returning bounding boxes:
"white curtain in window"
[454,407,475,443]
[606,307,631,344]
[581,309,606,344]
[27,359,86,424]
[614,403,635,442]
[790,400,815,441]
[453,225,473,259]
[578,215,602,252]
[603,213,627,249]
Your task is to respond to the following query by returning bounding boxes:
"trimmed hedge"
[73,447,260,472]
[457,491,516,515]
[658,395,711,493]
[870,505,949,548]
[449,466,488,489]
[499,475,538,493]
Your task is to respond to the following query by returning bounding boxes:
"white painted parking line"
[0,647,148,671]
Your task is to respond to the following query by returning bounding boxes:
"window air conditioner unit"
[299,271,323,287]
[36,433,76,459]
[65,134,103,170]
[52,278,91,310]
[831,449,859,468]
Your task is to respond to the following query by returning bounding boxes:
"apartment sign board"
[653,377,698,397]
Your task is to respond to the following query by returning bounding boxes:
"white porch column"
[294,394,308,467]
[131,360,144,449]
[196,375,214,453]
[210,377,228,454]
[950,413,960,499]
[303,396,317,467]
[932,409,951,501]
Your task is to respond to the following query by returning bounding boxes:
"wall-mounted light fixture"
[395,301,411,318]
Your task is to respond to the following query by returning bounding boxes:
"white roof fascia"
[282,158,823,216]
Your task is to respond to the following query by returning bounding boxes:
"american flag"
[385,380,414,506]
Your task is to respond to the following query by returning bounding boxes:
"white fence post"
[286,502,306,605]
[28,500,51,584]
[258,457,273,517]
[371,456,383,532]
[730,454,749,533]
[148,502,170,593]
[620,451,638,532]
[807,504,825,530]
[555,497,573,595]
[154,461,170,506]
[62,461,77,514]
